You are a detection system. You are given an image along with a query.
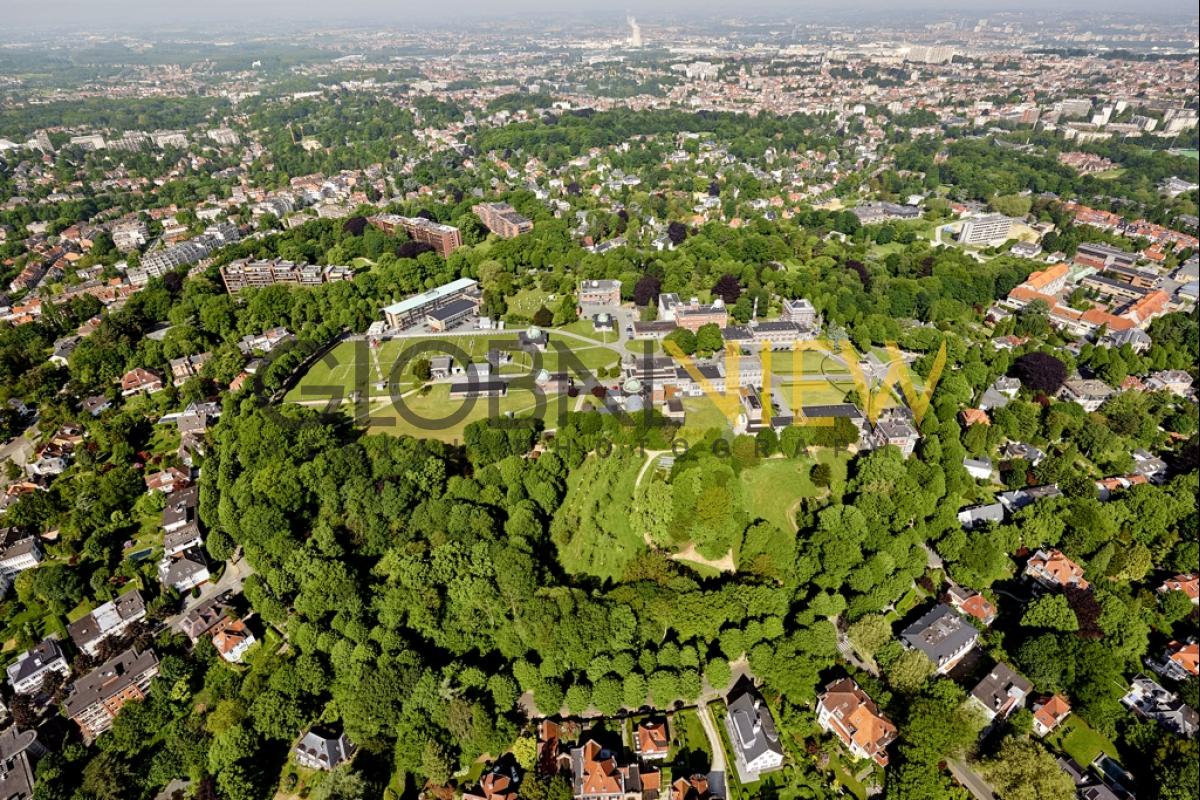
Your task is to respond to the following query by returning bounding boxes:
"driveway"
[696,702,728,799]
[163,556,255,631]
[948,758,998,800]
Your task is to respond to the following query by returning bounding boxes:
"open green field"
[364,384,571,442]
[286,331,618,409]
[561,319,619,344]
[738,451,849,533]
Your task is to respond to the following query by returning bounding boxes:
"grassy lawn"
[287,332,613,407]
[561,319,618,344]
[553,450,646,580]
[668,709,713,779]
[1047,715,1118,766]
[364,384,570,442]
[679,396,735,441]
[826,749,870,800]
[738,451,848,533]
[507,287,552,318]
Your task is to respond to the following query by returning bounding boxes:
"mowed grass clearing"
[738,450,849,533]
[363,383,572,442]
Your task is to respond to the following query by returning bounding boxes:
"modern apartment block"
[63,648,159,738]
[368,214,462,257]
[958,214,1016,245]
[473,202,533,238]
[219,258,353,293]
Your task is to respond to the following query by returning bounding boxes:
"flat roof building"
[382,277,480,330]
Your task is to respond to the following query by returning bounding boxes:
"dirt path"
[671,543,736,573]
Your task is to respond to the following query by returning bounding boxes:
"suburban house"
[63,648,159,738]
[871,418,920,458]
[900,604,979,675]
[960,408,990,427]
[0,530,42,576]
[634,720,670,760]
[724,683,785,781]
[946,585,997,626]
[6,637,70,694]
[816,678,897,766]
[1121,677,1199,737]
[144,466,190,494]
[168,352,211,386]
[963,457,993,481]
[294,727,355,771]
[158,546,210,592]
[570,739,655,799]
[181,593,236,642]
[463,765,520,800]
[1158,573,1199,605]
[1057,379,1114,412]
[67,589,147,656]
[119,367,164,397]
[1151,639,1199,683]
[163,523,203,558]
[670,774,719,800]
[1025,548,1089,590]
[212,619,257,664]
[1032,694,1072,736]
[969,663,1032,722]
[162,485,199,533]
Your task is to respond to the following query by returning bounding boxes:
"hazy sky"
[1,0,1196,30]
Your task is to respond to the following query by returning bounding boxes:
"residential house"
[816,678,897,766]
[1120,676,1199,737]
[1032,694,1072,736]
[1131,448,1168,482]
[158,547,210,592]
[670,774,719,800]
[960,408,990,428]
[63,648,159,738]
[120,368,164,397]
[6,638,70,694]
[957,502,1005,530]
[900,604,979,675]
[946,585,996,626]
[872,418,920,458]
[66,589,147,656]
[162,485,199,533]
[570,739,652,799]
[212,619,257,664]
[463,765,520,800]
[168,352,211,386]
[963,457,993,481]
[294,727,355,771]
[1057,379,1113,412]
[1146,369,1193,397]
[1025,549,1089,591]
[1151,639,1199,684]
[634,720,669,760]
[144,466,190,494]
[1159,573,1199,605]
[969,663,1032,722]
[0,530,42,577]
[724,683,785,781]
[180,593,236,643]
[237,327,293,356]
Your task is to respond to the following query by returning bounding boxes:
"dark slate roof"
[726,685,784,764]
[900,604,978,665]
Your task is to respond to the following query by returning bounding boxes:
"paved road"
[948,758,998,800]
[163,556,255,632]
[696,702,729,799]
